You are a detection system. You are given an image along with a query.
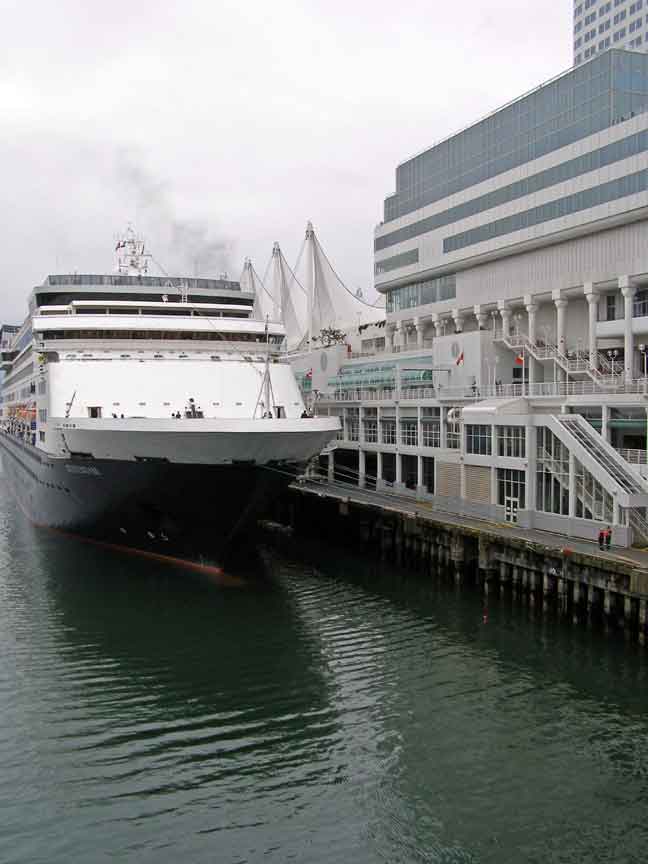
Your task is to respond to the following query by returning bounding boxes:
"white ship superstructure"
[0,229,338,558]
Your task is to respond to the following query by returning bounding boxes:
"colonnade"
[385,276,639,379]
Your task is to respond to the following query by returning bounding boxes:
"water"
[2,480,648,863]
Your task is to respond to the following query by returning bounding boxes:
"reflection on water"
[1,474,648,863]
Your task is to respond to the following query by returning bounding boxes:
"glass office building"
[382,50,648,225]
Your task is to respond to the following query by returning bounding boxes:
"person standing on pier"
[606,527,612,551]
[598,527,606,551]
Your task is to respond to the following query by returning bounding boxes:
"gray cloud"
[0,0,571,323]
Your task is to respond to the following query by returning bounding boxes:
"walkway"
[294,478,648,572]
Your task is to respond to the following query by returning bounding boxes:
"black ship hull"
[0,432,290,564]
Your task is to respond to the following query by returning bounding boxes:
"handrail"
[617,448,648,465]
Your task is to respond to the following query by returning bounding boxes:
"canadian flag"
[306,369,313,379]
[455,351,464,366]
[515,352,524,366]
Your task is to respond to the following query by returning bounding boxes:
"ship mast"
[114,225,152,276]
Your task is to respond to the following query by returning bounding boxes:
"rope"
[313,235,383,310]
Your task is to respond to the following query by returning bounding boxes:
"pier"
[284,478,648,645]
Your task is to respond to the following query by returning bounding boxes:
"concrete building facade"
[574,0,648,66]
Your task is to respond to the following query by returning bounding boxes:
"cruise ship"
[0,230,339,561]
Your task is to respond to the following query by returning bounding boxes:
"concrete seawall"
[281,480,648,645]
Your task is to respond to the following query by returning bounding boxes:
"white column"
[414,317,424,349]
[602,404,609,442]
[417,454,424,492]
[526,425,536,516]
[584,285,598,369]
[395,453,402,485]
[452,309,464,333]
[621,275,635,379]
[554,297,568,355]
[387,326,395,352]
[376,450,383,485]
[358,450,366,489]
[568,450,576,519]
[474,305,487,330]
[328,451,334,482]
[498,302,511,337]
[525,299,538,387]
[432,314,442,338]
[394,322,402,351]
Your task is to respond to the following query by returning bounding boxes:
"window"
[613,26,627,39]
[422,419,440,448]
[38,409,47,423]
[630,0,643,12]
[576,36,583,48]
[586,11,597,24]
[497,469,526,509]
[630,15,642,29]
[381,420,396,444]
[385,274,456,312]
[400,421,418,446]
[88,406,102,418]
[346,409,359,441]
[599,1,612,14]
[466,424,492,455]
[614,9,627,23]
[599,36,611,47]
[374,248,418,276]
[599,18,611,31]
[497,426,526,458]
[536,428,570,516]
[574,458,615,522]
[39,431,45,442]
[607,294,617,320]
[363,419,378,443]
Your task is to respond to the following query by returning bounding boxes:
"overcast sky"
[0,0,571,322]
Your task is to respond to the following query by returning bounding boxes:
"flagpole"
[523,345,526,396]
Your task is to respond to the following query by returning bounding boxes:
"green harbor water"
[1,476,648,863]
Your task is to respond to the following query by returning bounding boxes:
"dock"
[285,478,648,645]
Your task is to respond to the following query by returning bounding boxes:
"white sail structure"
[271,222,385,351]
[271,241,308,350]
[240,257,280,323]
[300,221,386,345]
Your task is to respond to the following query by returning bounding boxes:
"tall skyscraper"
[574,0,646,65]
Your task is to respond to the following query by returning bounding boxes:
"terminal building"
[311,49,648,547]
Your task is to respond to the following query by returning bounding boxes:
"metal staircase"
[556,416,647,495]
[554,415,648,544]
[495,331,623,388]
